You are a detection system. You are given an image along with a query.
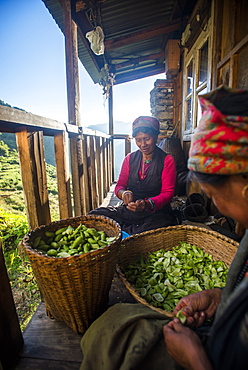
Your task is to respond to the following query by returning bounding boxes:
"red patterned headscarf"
[188,85,248,175]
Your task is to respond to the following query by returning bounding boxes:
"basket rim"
[21,214,122,261]
[117,224,239,316]
[120,224,239,247]
[116,265,174,317]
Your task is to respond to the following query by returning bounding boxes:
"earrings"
[242,185,248,201]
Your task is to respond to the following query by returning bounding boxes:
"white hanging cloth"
[86,26,105,55]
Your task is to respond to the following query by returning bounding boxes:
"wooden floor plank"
[15,357,81,370]
[13,187,135,369]
[14,275,136,369]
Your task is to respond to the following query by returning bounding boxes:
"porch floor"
[14,274,136,370]
[14,184,135,370]
[13,187,190,369]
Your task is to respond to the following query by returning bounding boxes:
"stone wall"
[150,79,174,137]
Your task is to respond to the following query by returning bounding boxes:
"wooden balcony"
[0,104,133,369]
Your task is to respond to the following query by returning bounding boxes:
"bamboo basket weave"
[117,225,239,317]
[21,215,121,334]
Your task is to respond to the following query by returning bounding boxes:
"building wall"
[150,79,174,139]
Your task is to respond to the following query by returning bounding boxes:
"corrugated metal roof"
[43,0,197,85]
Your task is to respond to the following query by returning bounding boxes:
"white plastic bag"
[86,26,105,55]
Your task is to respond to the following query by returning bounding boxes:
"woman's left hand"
[126,199,145,212]
[163,318,213,370]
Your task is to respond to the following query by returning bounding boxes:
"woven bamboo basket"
[20,215,121,334]
[117,225,239,317]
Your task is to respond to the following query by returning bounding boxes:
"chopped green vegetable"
[176,309,187,324]
[123,242,228,312]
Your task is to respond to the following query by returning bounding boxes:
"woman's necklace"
[141,158,152,179]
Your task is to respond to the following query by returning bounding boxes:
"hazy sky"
[0,0,165,129]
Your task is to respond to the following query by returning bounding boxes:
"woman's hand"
[121,191,134,205]
[174,288,222,327]
[163,318,213,370]
[126,199,146,212]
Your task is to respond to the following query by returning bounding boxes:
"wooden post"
[79,134,90,214]
[229,54,239,88]
[108,85,114,183]
[102,137,107,198]
[54,131,73,219]
[70,137,82,216]
[63,0,80,126]
[95,136,103,205]
[88,136,98,209]
[0,241,23,369]
[16,130,50,229]
[62,0,84,216]
[125,136,132,156]
[31,131,51,225]
[106,139,111,191]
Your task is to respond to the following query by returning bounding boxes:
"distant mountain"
[0,132,56,167]
[0,121,134,182]
[87,121,136,179]
[87,120,132,135]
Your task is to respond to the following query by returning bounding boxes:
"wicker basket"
[117,225,239,317]
[20,215,121,333]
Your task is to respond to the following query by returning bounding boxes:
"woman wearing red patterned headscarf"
[163,85,248,370]
[89,116,177,234]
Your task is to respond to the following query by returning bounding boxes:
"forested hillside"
[0,136,60,330]
[0,134,59,219]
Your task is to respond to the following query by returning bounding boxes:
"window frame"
[182,22,212,140]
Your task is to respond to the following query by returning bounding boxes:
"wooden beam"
[108,85,115,182]
[54,131,73,219]
[15,130,40,229]
[115,64,165,84]
[106,140,111,189]
[217,33,248,70]
[114,52,164,70]
[63,0,81,126]
[73,10,102,73]
[0,242,23,369]
[0,105,78,135]
[105,18,185,51]
[88,136,98,209]
[125,136,132,156]
[31,131,51,225]
[229,54,239,88]
[70,136,82,216]
[79,134,91,214]
[0,105,112,138]
[102,138,107,198]
[62,0,85,216]
[95,136,103,205]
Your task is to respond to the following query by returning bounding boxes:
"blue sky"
[0,0,165,129]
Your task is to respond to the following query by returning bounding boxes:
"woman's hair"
[187,170,230,186]
[133,126,159,138]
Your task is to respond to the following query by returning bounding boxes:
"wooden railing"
[0,104,120,230]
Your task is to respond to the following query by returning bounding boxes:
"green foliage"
[0,208,40,331]
[0,139,9,156]
[0,207,28,251]
[0,132,17,151]
[0,135,60,330]
[0,135,60,219]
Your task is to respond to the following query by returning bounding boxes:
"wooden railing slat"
[0,242,23,368]
[54,132,73,219]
